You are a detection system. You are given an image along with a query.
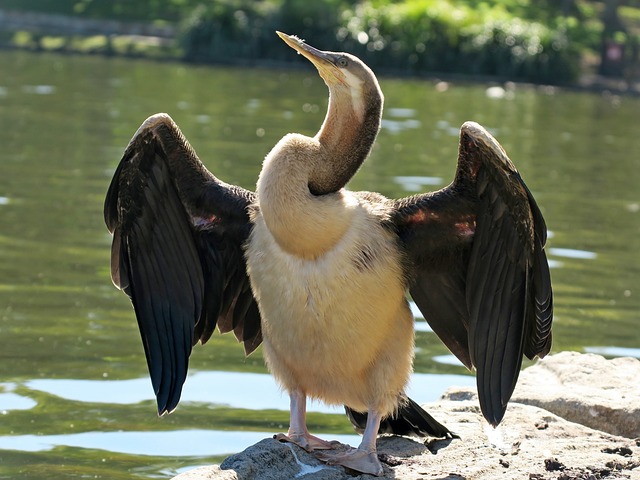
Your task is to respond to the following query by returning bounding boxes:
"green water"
[0,50,638,479]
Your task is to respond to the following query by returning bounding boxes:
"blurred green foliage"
[178,0,585,83]
[0,0,637,84]
[0,0,202,22]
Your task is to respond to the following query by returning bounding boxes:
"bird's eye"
[337,57,348,68]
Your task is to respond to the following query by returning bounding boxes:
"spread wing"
[104,114,261,415]
[393,122,552,426]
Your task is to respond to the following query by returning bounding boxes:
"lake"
[0,50,638,479]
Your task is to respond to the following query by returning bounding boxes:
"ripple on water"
[381,118,422,134]
[25,370,473,411]
[432,355,466,367]
[21,85,56,95]
[548,247,597,260]
[547,259,563,269]
[394,176,443,192]
[584,346,640,359]
[0,429,361,456]
[26,371,321,411]
[0,393,37,412]
[387,107,417,118]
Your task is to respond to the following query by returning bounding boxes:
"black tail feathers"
[345,396,457,439]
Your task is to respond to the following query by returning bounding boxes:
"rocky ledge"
[172,352,640,480]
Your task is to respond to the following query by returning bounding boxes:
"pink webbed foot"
[316,446,384,476]
[274,431,341,452]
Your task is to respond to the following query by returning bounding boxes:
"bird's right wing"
[104,114,261,415]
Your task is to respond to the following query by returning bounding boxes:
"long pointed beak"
[276,31,345,85]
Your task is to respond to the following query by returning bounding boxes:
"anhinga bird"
[104,32,552,476]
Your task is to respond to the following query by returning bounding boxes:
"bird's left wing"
[104,114,261,414]
[392,122,552,426]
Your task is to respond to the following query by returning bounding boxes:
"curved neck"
[309,85,382,195]
[255,80,383,258]
[256,134,359,258]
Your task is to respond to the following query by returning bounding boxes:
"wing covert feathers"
[394,121,553,427]
[104,114,261,414]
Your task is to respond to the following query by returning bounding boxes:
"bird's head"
[274,32,383,196]
[277,31,382,120]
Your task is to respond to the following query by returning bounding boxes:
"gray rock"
[512,351,640,439]
[172,353,640,479]
[173,403,640,479]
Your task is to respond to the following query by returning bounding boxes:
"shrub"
[179,0,583,83]
[180,1,276,63]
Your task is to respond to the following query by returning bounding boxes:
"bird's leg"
[316,408,384,476]
[274,390,337,451]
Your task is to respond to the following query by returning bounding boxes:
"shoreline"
[1,8,639,97]
[3,42,639,99]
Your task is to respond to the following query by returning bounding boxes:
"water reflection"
[387,108,417,117]
[25,371,474,412]
[0,430,363,456]
[548,247,597,260]
[21,85,56,95]
[0,392,37,412]
[393,176,443,191]
[381,118,422,134]
[432,355,466,367]
[434,119,473,137]
[584,346,640,358]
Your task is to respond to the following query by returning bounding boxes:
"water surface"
[0,51,638,479]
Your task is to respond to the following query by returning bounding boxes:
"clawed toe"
[276,393,384,476]
[274,432,340,451]
[315,447,384,476]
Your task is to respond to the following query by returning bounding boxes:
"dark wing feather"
[393,121,552,426]
[104,114,261,415]
[345,396,455,439]
[409,251,473,369]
